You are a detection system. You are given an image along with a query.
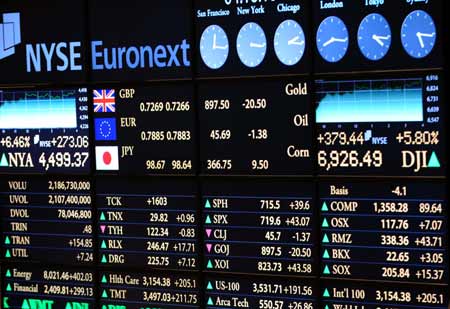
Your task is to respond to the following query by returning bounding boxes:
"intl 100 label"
[322,281,448,309]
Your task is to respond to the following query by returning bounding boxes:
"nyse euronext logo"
[0,11,191,73]
[0,12,21,60]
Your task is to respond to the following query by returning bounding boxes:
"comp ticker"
[0,177,93,265]
[202,180,316,275]
[96,177,198,270]
[320,182,447,283]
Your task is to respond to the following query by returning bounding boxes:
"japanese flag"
[96,146,119,170]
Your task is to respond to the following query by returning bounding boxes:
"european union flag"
[95,118,117,141]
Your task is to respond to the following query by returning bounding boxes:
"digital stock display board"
[0,0,447,308]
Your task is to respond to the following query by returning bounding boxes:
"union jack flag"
[93,89,116,113]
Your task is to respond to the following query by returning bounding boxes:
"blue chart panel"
[316,78,423,123]
[0,90,77,129]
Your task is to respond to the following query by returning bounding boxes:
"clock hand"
[250,42,266,48]
[416,32,425,48]
[333,37,348,43]
[214,44,228,50]
[418,32,436,38]
[288,36,305,46]
[213,34,217,49]
[416,32,434,48]
[372,34,391,46]
[323,37,336,47]
[323,37,347,47]
[212,33,228,50]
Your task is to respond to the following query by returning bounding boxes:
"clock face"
[316,16,349,63]
[200,25,229,69]
[401,10,436,59]
[236,22,267,68]
[358,13,392,61]
[274,19,306,66]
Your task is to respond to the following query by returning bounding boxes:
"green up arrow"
[428,151,441,168]
[0,153,9,167]
[205,215,212,224]
[21,299,30,309]
[207,260,214,269]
